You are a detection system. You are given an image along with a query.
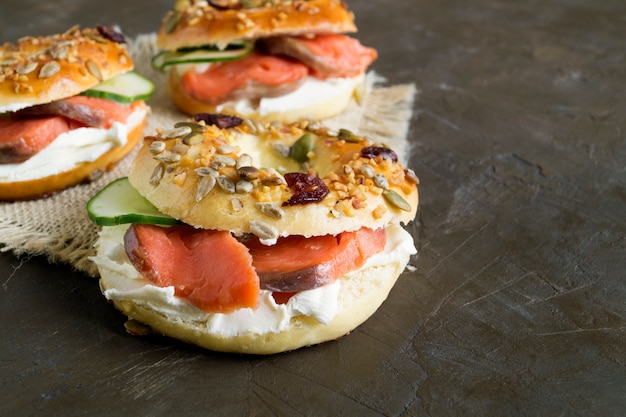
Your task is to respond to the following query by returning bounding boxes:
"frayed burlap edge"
[0,32,416,278]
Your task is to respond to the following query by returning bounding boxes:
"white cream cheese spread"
[216,74,364,117]
[91,223,417,337]
[0,106,147,183]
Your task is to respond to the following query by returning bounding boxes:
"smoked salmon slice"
[181,52,309,104]
[124,224,260,314]
[0,116,70,163]
[1,96,137,163]
[124,223,386,313]
[246,227,386,292]
[15,96,136,129]
[295,34,378,79]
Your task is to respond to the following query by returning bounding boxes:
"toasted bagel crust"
[0,104,148,200]
[157,0,357,50]
[129,116,418,239]
[0,26,133,113]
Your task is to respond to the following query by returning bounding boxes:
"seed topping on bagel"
[133,113,418,239]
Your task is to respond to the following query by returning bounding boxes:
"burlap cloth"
[0,33,416,278]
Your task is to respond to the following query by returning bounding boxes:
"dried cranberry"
[96,25,126,44]
[194,113,243,129]
[360,146,398,163]
[283,172,329,206]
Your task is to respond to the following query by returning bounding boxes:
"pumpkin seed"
[174,121,207,132]
[249,220,279,241]
[38,61,60,78]
[196,175,216,202]
[289,132,314,163]
[383,190,411,212]
[162,125,192,139]
[338,128,362,143]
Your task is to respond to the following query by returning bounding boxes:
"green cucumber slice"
[87,177,180,226]
[81,71,155,104]
[151,41,254,71]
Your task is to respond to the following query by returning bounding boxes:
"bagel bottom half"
[0,104,148,200]
[92,224,415,355]
[167,68,364,123]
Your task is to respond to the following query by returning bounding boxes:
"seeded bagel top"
[156,0,357,51]
[128,114,418,240]
[0,25,133,113]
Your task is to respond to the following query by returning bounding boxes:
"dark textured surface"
[1,1,625,416]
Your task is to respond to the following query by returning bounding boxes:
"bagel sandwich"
[88,113,418,354]
[0,25,154,200]
[154,0,377,122]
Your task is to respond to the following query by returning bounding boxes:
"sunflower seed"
[50,44,69,60]
[217,144,238,154]
[231,198,243,212]
[196,175,216,202]
[85,60,102,81]
[237,166,260,180]
[38,61,60,78]
[212,154,236,167]
[150,163,165,185]
[272,143,290,158]
[255,202,284,219]
[235,180,254,194]
[360,164,375,178]
[405,168,420,184]
[261,175,286,186]
[171,143,190,155]
[236,153,253,169]
[195,166,218,177]
[154,151,181,163]
[149,141,166,154]
[249,220,279,241]
[373,174,389,190]
[217,175,235,193]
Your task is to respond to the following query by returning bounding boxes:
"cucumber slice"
[87,177,180,226]
[81,72,155,104]
[151,41,254,71]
